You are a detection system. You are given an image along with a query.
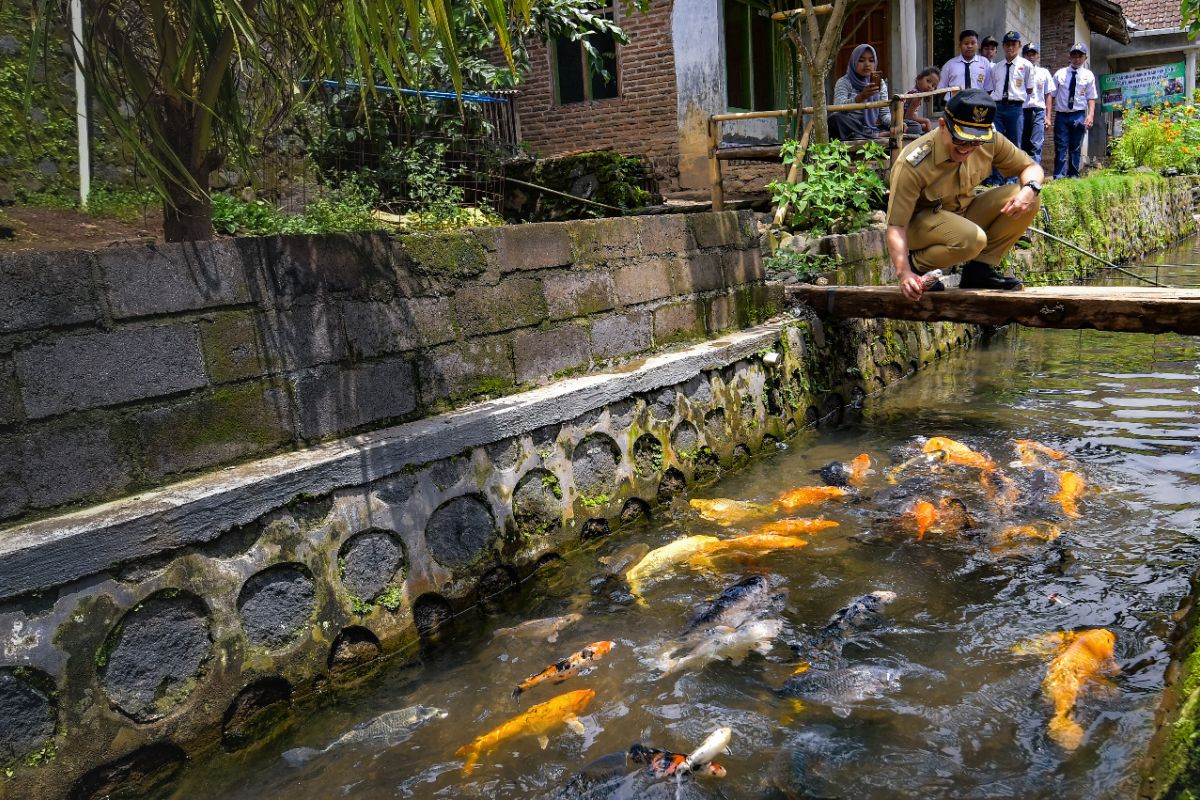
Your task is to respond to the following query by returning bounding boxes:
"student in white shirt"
[1020,42,1056,163]
[987,31,1035,185]
[1051,42,1098,178]
[938,29,993,94]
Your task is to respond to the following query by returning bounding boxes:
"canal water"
[175,271,1200,800]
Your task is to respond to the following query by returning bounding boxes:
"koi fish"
[776,486,850,511]
[1050,471,1086,518]
[598,543,650,577]
[922,436,995,471]
[990,523,1063,555]
[281,705,447,767]
[493,613,583,644]
[1013,438,1069,466]
[980,469,1021,507]
[816,590,897,646]
[512,641,614,700]
[689,498,779,526]
[907,497,972,540]
[816,453,873,487]
[781,665,903,715]
[455,688,595,775]
[658,619,782,675]
[682,726,733,774]
[751,518,839,537]
[628,744,727,778]
[684,575,785,634]
[626,535,722,599]
[706,533,810,556]
[1040,630,1119,750]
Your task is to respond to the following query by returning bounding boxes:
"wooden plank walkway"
[786,285,1200,336]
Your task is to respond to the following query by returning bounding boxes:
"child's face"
[917,74,938,92]
[982,44,997,58]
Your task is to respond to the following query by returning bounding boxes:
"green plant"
[541,474,563,500]
[377,585,404,612]
[767,139,887,235]
[211,195,283,235]
[1111,103,1200,174]
[579,493,610,508]
[763,250,841,281]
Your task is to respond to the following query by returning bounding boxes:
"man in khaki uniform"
[887,88,1043,300]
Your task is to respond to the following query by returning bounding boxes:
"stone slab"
[99,240,254,319]
[0,359,19,425]
[543,270,616,321]
[494,223,573,272]
[16,325,208,419]
[612,260,674,307]
[591,311,652,360]
[20,421,134,509]
[341,297,456,358]
[261,303,346,370]
[513,324,592,383]
[200,311,267,384]
[417,336,514,404]
[289,358,417,440]
[0,321,788,600]
[260,232,395,302]
[453,278,547,336]
[0,250,99,334]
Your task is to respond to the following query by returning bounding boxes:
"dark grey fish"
[552,751,633,799]
[816,461,852,487]
[816,590,896,646]
[683,575,785,634]
[281,704,447,766]
[781,665,901,712]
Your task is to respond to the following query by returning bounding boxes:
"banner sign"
[1100,62,1187,111]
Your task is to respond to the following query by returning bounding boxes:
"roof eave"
[1080,0,1132,44]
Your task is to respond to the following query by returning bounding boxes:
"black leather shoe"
[960,260,1023,290]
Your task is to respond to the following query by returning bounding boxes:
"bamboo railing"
[707,86,961,211]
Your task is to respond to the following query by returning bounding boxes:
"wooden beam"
[786,285,1200,336]
[770,4,834,21]
[707,118,724,211]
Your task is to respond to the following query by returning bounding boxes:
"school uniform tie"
[1067,70,1077,110]
[963,60,973,88]
[1003,62,1012,99]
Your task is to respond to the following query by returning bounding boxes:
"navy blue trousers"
[1054,110,1086,178]
[1021,108,1046,163]
[991,101,1025,184]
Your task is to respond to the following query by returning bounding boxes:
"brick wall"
[1040,0,1077,171]
[518,0,683,187]
[0,212,776,525]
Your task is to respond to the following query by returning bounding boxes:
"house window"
[553,6,620,104]
[724,0,777,111]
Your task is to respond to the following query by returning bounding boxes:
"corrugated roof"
[1121,0,1182,30]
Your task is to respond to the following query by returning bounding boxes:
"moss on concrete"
[398,231,487,279]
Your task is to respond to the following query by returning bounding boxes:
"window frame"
[550,3,622,106]
[723,0,782,112]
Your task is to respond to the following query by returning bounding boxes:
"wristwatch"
[1023,180,1042,194]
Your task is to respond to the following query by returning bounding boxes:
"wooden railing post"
[708,117,725,211]
[889,96,905,170]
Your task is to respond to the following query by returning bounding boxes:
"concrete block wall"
[0,211,778,526]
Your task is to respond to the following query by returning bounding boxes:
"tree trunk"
[810,63,830,144]
[163,174,214,242]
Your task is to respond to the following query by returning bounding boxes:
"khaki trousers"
[907,183,1041,271]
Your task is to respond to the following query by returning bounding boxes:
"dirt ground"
[0,205,163,253]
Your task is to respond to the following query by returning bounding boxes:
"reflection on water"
[175,330,1200,799]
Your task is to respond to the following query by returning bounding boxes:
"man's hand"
[1044,115,1051,130]
[1085,116,1094,129]
[1001,187,1038,216]
[899,270,925,301]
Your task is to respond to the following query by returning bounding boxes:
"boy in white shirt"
[1051,42,1098,178]
[938,29,993,93]
[1020,43,1056,163]
[987,31,1035,185]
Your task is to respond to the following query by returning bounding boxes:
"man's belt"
[997,99,1024,105]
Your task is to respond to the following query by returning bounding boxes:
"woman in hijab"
[829,44,891,141]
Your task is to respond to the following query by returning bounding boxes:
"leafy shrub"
[18,183,157,222]
[763,250,841,281]
[1112,104,1200,173]
[211,178,382,236]
[767,139,887,235]
[211,194,283,235]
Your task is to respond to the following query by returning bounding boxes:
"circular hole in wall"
[237,564,317,652]
[425,495,498,569]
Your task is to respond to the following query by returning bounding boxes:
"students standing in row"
[1051,42,1098,179]
[938,30,992,93]
[1020,43,1055,164]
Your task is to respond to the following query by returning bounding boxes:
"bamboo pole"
[707,117,724,211]
[711,87,959,123]
[772,119,814,228]
[889,96,905,170]
[770,4,833,21]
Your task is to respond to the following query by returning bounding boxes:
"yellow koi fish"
[456,689,595,775]
[922,437,995,471]
[705,533,809,556]
[1013,438,1069,465]
[910,500,937,541]
[990,523,1062,555]
[513,641,614,700]
[689,498,779,526]
[776,486,850,511]
[626,536,721,598]
[751,518,839,537]
[1050,471,1086,518]
[1042,630,1119,750]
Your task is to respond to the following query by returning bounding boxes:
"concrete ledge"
[0,321,786,601]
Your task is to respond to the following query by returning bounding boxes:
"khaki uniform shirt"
[886,129,1033,227]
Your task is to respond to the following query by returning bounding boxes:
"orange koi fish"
[512,641,614,700]
[776,486,850,511]
[1050,471,1086,517]
[751,518,839,537]
[990,523,1062,554]
[628,744,728,778]
[456,689,595,775]
[705,533,810,556]
[1013,439,1069,465]
[910,500,937,540]
[817,453,873,487]
[980,469,1021,506]
[907,497,972,540]
[689,498,779,526]
[922,437,995,471]
[847,453,873,486]
[1040,630,1119,750]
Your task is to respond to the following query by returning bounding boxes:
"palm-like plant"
[27,0,529,241]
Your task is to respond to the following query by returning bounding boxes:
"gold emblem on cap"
[972,106,987,122]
